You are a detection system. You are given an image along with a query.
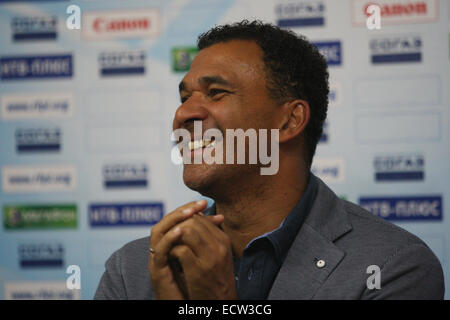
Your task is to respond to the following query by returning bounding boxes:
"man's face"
[173,40,280,195]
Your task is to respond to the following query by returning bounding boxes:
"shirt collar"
[204,172,319,261]
[266,173,318,261]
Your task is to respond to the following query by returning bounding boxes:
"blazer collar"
[268,177,353,299]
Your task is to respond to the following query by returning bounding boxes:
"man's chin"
[182,164,215,193]
[182,163,245,198]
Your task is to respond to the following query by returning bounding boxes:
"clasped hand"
[148,200,237,300]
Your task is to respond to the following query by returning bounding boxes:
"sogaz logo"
[103,163,148,188]
[11,16,57,41]
[370,34,422,64]
[275,0,325,27]
[18,242,64,268]
[15,128,61,153]
[359,196,442,221]
[98,51,145,76]
[374,154,424,181]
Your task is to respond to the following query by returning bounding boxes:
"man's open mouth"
[188,138,216,151]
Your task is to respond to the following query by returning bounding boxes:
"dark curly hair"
[197,20,329,167]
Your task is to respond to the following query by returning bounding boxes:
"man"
[95,20,444,300]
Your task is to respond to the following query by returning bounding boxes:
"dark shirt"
[206,173,319,299]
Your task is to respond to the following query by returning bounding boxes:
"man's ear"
[278,99,310,143]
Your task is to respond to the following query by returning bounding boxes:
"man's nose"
[173,93,208,130]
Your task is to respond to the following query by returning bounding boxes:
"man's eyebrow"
[178,75,234,93]
[199,75,234,88]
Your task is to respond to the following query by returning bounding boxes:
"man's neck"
[214,167,309,258]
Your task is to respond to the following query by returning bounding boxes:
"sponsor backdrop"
[0,0,449,299]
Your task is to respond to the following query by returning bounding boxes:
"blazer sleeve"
[361,243,445,300]
[94,250,128,300]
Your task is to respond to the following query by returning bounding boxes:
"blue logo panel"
[312,41,341,66]
[278,17,324,27]
[99,51,146,77]
[374,154,425,182]
[372,53,422,64]
[11,16,57,41]
[370,35,422,64]
[0,54,73,80]
[18,243,64,268]
[89,203,164,227]
[359,196,442,221]
[15,128,61,153]
[275,1,325,27]
[375,171,424,181]
[103,164,148,189]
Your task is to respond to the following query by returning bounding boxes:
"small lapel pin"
[316,259,326,268]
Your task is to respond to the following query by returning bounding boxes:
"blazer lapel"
[268,178,352,300]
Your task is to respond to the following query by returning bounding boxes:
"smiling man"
[95,20,444,300]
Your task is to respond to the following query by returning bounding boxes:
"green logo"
[3,204,77,230]
[171,46,198,72]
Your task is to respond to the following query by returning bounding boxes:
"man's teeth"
[188,139,216,151]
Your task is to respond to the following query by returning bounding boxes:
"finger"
[150,200,207,245]
[177,216,210,257]
[175,215,222,258]
[157,200,208,235]
[205,214,225,226]
[151,226,184,268]
[173,217,232,280]
[158,200,207,235]
[194,214,227,244]
[169,245,197,274]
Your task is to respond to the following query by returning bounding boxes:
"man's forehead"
[195,40,263,67]
[181,40,264,89]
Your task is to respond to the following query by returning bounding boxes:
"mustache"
[176,121,224,143]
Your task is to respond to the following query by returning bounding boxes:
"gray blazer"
[94,178,445,299]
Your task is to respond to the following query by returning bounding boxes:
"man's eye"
[208,89,228,97]
[180,96,189,103]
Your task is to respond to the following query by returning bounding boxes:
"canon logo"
[364,2,427,17]
[93,17,150,33]
[353,0,437,26]
[82,10,159,40]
